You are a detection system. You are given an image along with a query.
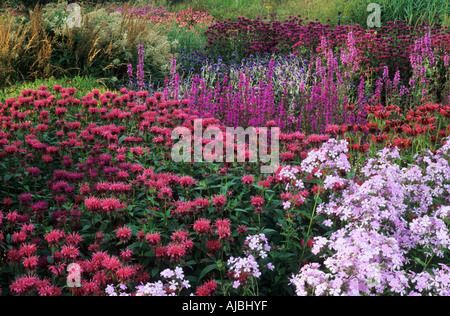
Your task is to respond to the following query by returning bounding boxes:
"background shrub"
[0,2,177,88]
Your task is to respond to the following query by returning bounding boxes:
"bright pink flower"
[101,198,122,212]
[154,246,167,259]
[116,226,132,242]
[60,245,80,259]
[212,194,226,207]
[10,276,39,295]
[45,229,66,246]
[66,232,83,246]
[193,218,212,235]
[120,248,133,261]
[6,211,19,224]
[167,243,186,261]
[116,266,136,282]
[84,197,102,212]
[19,243,37,257]
[157,186,172,199]
[145,232,161,246]
[12,231,27,244]
[179,176,197,188]
[171,229,189,242]
[241,175,254,185]
[251,195,264,207]
[194,198,210,208]
[215,218,231,240]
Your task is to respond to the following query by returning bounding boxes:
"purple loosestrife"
[127,64,133,82]
[410,30,436,102]
[137,43,145,91]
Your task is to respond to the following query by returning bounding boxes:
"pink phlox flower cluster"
[106,267,190,296]
[244,233,271,259]
[409,264,450,296]
[300,139,351,175]
[228,255,261,289]
[227,234,273,289]
[290,137,450,296]
[409,215,450,258]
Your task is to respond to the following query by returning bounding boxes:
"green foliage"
[335,0,450,27]
[0,2,177,89]
[0,76,109,100]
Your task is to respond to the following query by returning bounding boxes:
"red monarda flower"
[27,167,40,177]
[157,187,172,199]
[116,266,137,282]
[84,197,101,212]
[6,211,19,224]
[250,196,265,212]
[171,229,189,243]
[120,248,133,261]
[281,151,295,161]
[193,218,212,235]
[212,194,226,206]
[237,225,248,236]
[196,280,218,296]
[167,243,186,261]
[145,232,161,246]
[215,218,231,240]
[44,229,66,246]
[301,238,315,248]
[66,232,83,246]
[206,239,222,253]
[19,193,32,206]
[194,197,210,208]
[241,175,254,185]
[10,276,39,295]
[60,245,80,259]
[19,243,37,257]
[12,231,27,244]
[179,176,197,188]
[22,256,39,271]
[154,246,167,259]
[116,226,132,242]
[101,198,123,213]
[325,124,342,135]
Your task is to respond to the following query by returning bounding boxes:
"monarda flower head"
[215,218,231,240]
[212,194,226,207]
[196,280,218,296]
[250,196,265,213]
[167,243,186,261]
[241,175,255,186]
[193,218,212,235]
[44,229,66,246]
[84,197,102,213]
[178,176,197,188]
[145,232,161,247]
[101,198,124,213]
[116,226,133,243]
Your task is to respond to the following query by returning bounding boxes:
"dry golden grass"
[0,5,57,86]
[0,3,176,87]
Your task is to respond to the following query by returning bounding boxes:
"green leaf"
[199,263,218,280]
[414,257,426,267]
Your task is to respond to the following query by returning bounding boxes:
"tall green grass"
[169,0,450,27]
[0,76,110,101]
[336,0,450,27]
[383,0,450,27]
[169,0,278,20]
